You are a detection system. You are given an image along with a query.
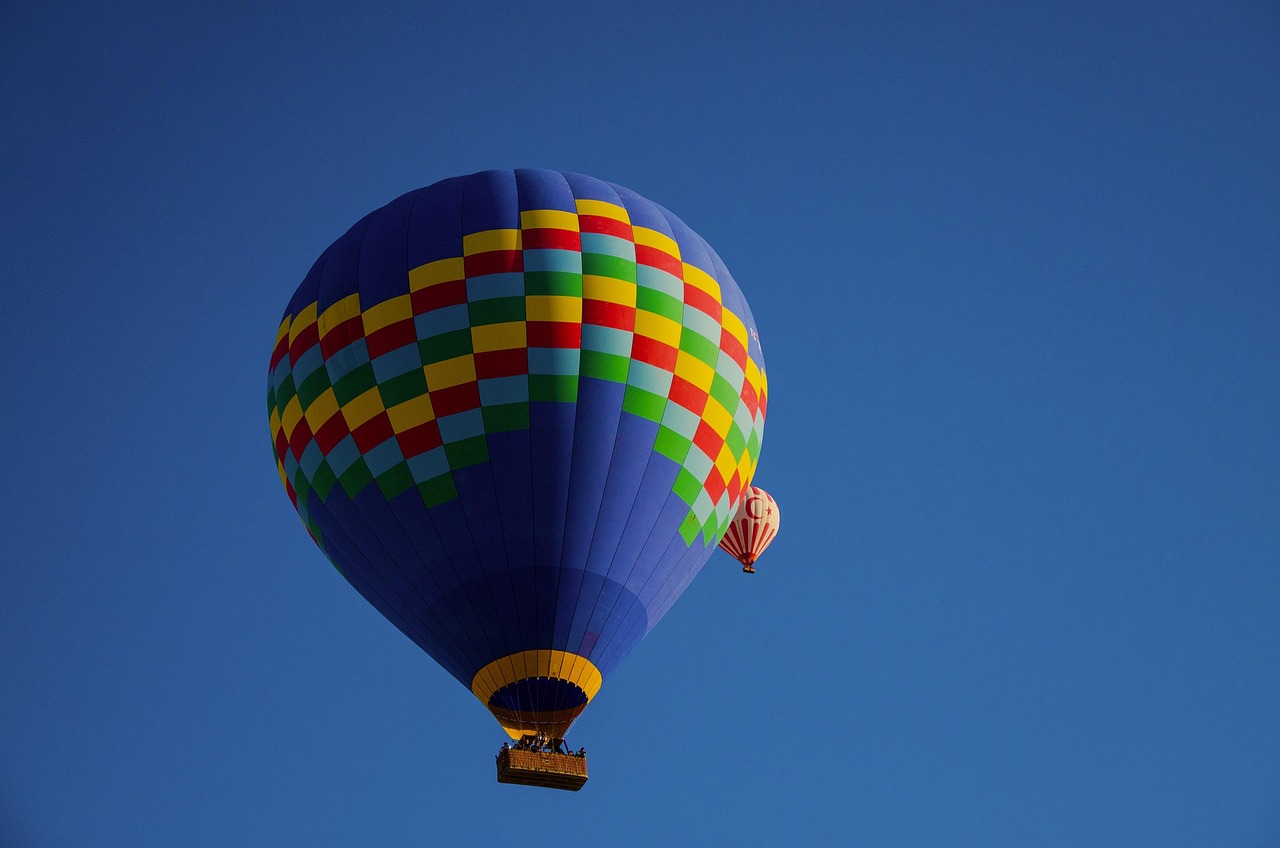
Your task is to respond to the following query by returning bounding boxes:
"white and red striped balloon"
[718,486,779,573]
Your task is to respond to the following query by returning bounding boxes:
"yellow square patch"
[464,228,521,254]
[521,209,579,232]
[682,264,721,301]
[386,394,435,431]
[281,395,304,435]
[361,294,412,334]
[341,386,386,429]
[583,275,637,306]
[633,311,682,347]
[575,199,630,222]
[701,396,733,437]
[472,321,527,353]
[319,293,361,336]
[633,226,680,257]
[410,257,465,291]
[424,355,476,389]
[287,302,318,349]
[526,295,582,323]
[674,350,715,392]
[304,387,340,431]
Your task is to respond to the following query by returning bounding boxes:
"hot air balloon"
[267,169,768,788]
[717,485,779,573]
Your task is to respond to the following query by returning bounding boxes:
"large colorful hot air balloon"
[717,485,779,573]
[268,169,768,751]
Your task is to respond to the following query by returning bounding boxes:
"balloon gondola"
[268,169,769,788]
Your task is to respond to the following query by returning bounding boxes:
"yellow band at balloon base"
[470,650,603,740]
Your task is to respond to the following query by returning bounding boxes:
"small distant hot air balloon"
[718,486,779,573]
[268,169,769,789]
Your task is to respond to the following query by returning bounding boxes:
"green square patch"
[635,287,684,322]
[291,467,311,507]
[419,329,473,365]
[297,368,332,409]
[672,467,702,505]
[580,350,629,383]
[338,459,374,498]
[444,435,489,469]
[275,373,297,406]
[623,385,666,423]
[418,473,458,508]
[582,253,637,282]
[678,510,701,544]
[379,368,429,408]
[525,271,581,297]
[333,363,377,405]
[311,460,338,502]
[653,426,691,463]
[679,330,720,365]
[469,296,525,326]
[709,373,739,414]
[529,374,578,403]
[482,402,530,433]
[725,422,747,457]
[376,462,415,500]
[701,514,722,546]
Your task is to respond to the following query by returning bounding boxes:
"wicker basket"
[496,748,589,791]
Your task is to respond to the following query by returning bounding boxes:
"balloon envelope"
[717,485,780,571]
[268,169,768,737]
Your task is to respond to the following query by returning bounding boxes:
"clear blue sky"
[3,1,1278,845]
